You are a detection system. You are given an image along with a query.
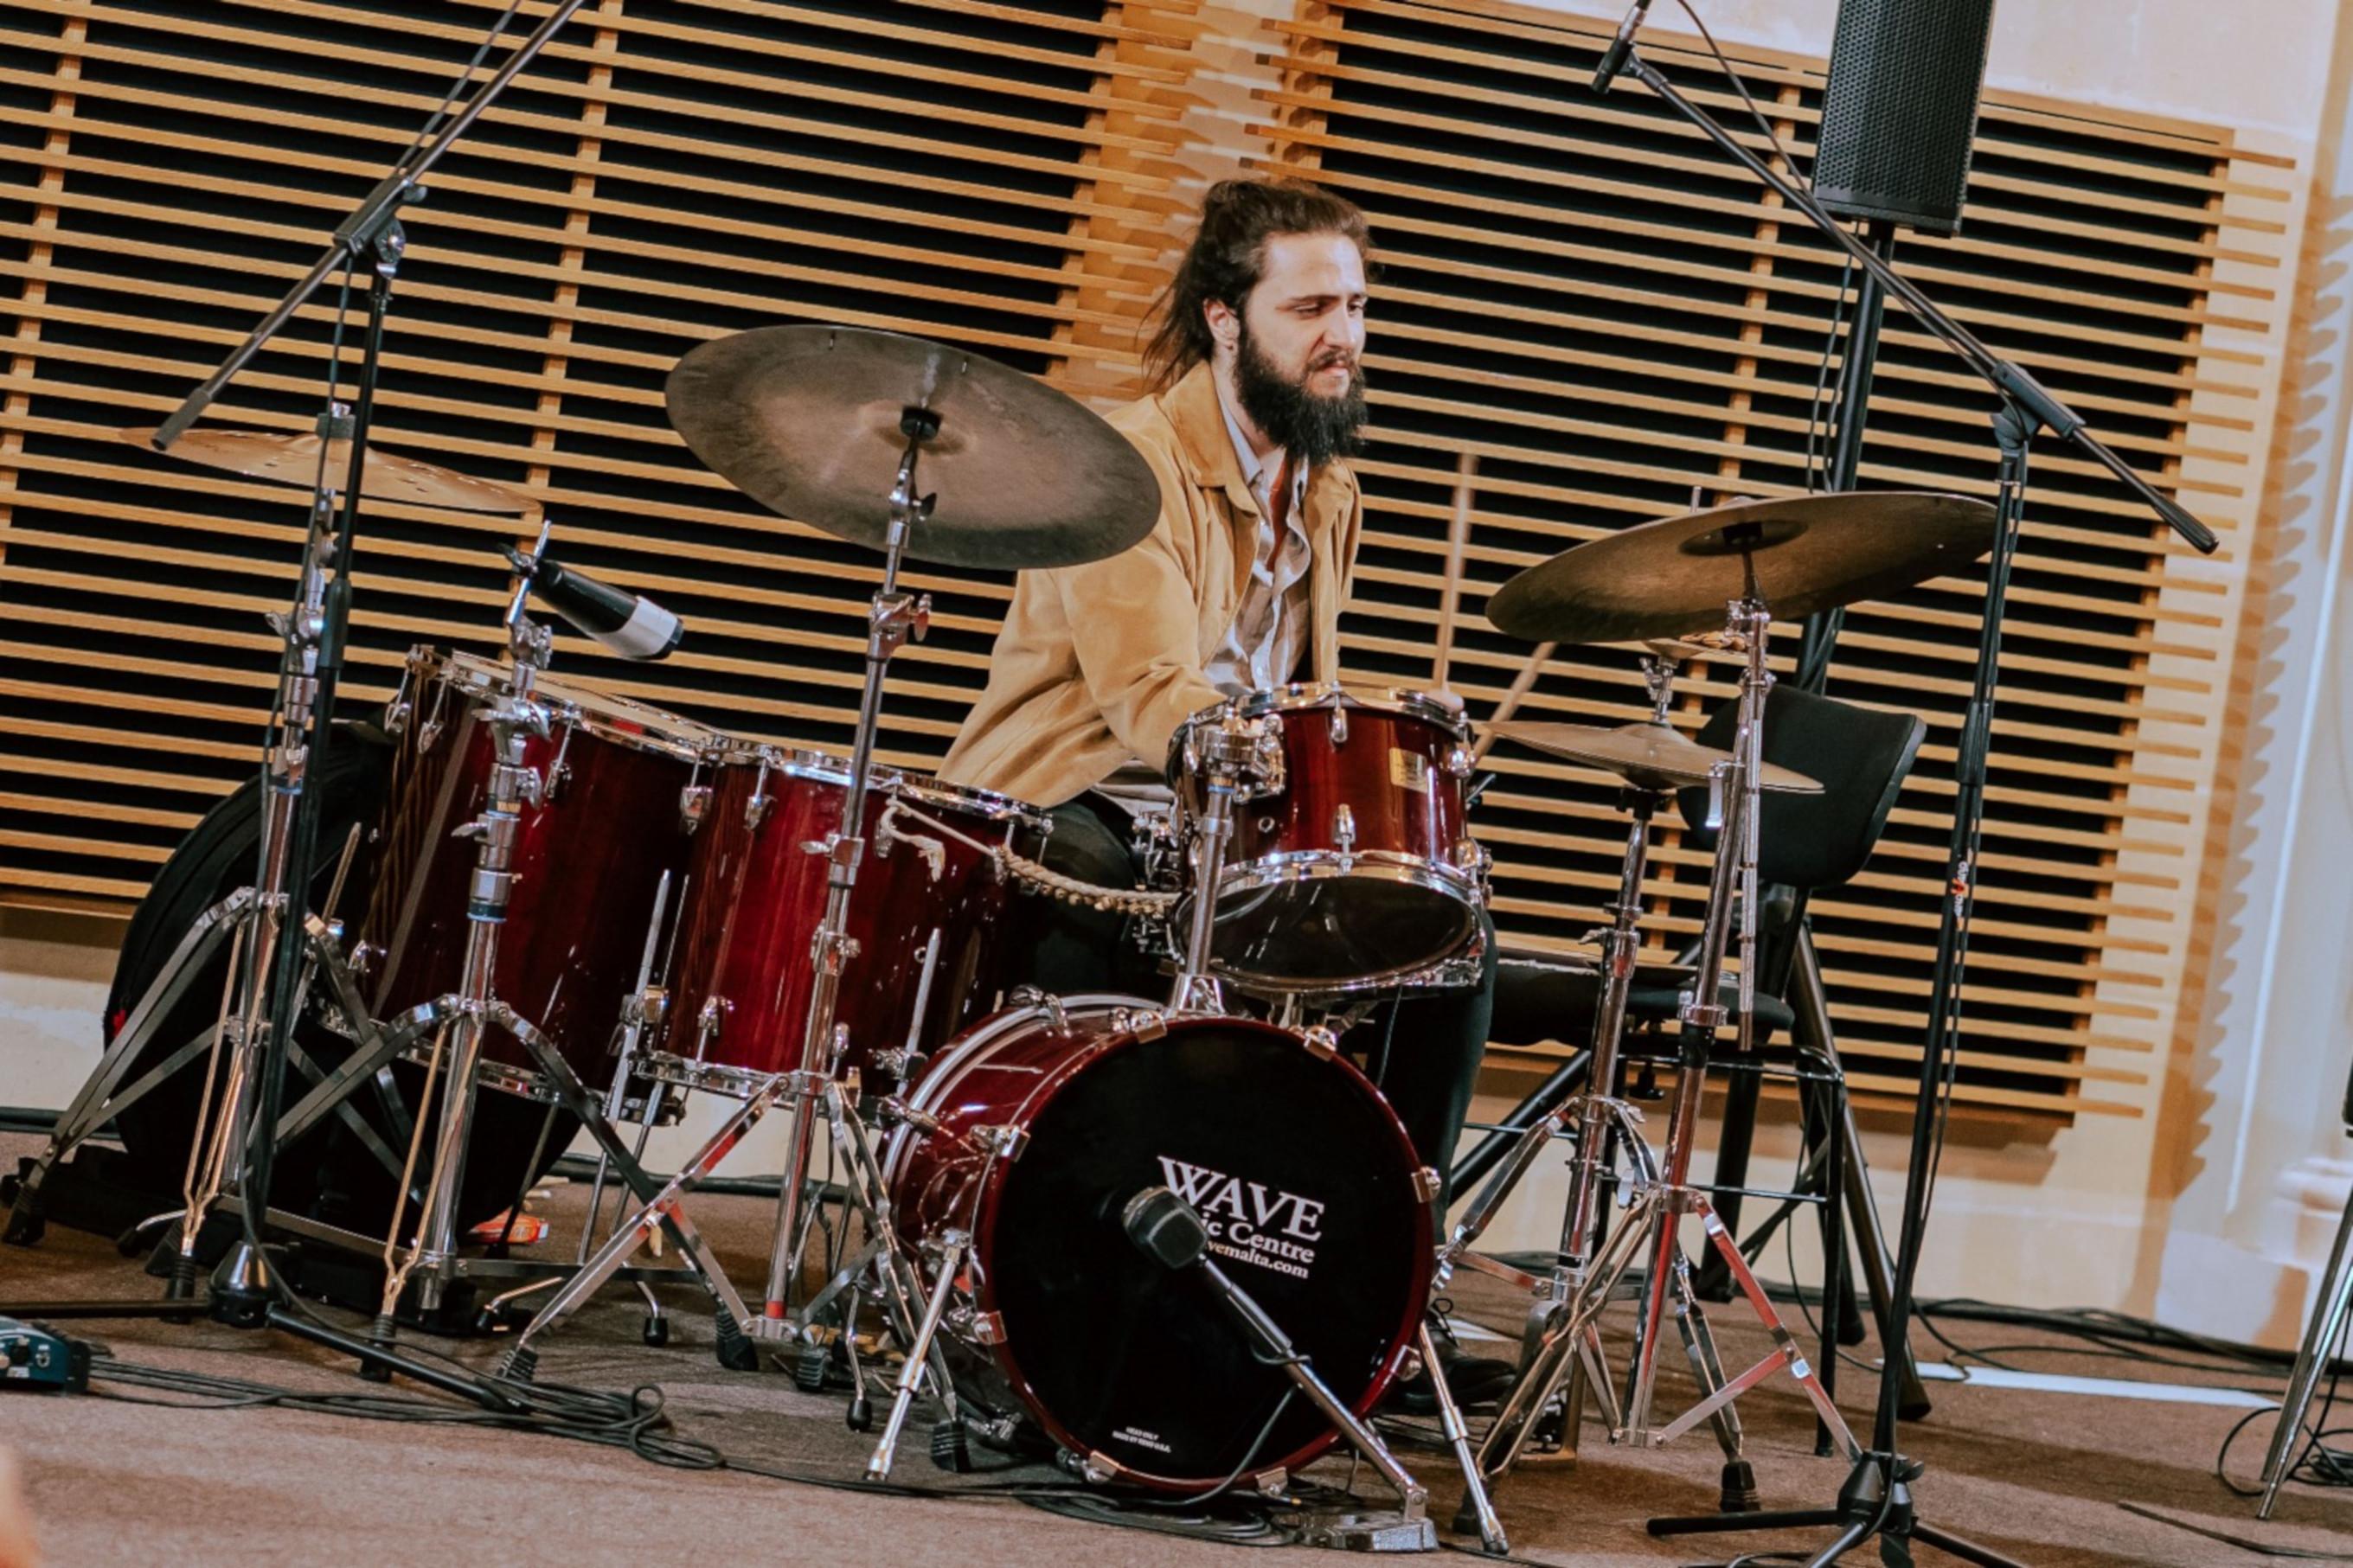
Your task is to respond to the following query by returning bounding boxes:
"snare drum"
[652,746,1050,1095]
[885,996,1435,1492]
[359,647,720,1098]
[1175,684,1486,995]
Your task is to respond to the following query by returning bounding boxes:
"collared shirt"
[1202,391,1312,698]
[1094,388,1315,816]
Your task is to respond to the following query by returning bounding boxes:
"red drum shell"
[657,752,1046,1087]
[888,1000,1434,1491]
[1179,686,1482,994]
[359,650,710,1095]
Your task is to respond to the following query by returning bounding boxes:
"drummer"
[939,177,1507,1410]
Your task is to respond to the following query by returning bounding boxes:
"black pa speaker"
[1812,0,1998,235]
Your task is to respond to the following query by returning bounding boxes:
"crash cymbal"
[1484,720,1822,795]
[1487,491,1997,645]
[121,426,534,515]
[665,325,1160,571]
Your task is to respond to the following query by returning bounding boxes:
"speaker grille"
[1814,0,1998,234]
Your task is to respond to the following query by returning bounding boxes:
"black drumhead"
[987,1021,1427,1485]
[1213,874,1477,989]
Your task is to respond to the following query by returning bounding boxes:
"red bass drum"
[884,997,1436,1491]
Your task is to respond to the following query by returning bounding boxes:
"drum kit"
[10,317,1998,1554]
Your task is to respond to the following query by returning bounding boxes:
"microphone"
[1123,1186,1211,1273]
[501,544,682,661]
[1590,0,1653,95]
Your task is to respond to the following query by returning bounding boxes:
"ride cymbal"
[665,325,1160,570]
[1484,720,1822,795]
[122,426,534,515]
[1487,491,1997,645]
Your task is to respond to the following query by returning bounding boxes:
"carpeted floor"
[3,1130,2350,1567]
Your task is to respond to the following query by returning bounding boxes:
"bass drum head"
[986,1018,1428,1486]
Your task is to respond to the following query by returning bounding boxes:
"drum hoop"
[1178,854,1484,997]
[421,646,731,761]
[936,1003,1439,1493]
[1223,681,1471,739]
[711,742,1053,831]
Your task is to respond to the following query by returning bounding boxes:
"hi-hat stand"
[1449,598,1858,1526]
[1596,20,2216,1565]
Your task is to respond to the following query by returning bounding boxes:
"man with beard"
[939,178,1507,1411]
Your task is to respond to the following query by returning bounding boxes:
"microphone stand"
[144,1,592,1322]
[1597,35,2220,1568]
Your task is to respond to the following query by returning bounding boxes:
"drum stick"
[1432,451,1478,694]
[1472,640,1556,764]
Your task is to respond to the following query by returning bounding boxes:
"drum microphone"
[1590,0,1653,95]
[500,543,682,661]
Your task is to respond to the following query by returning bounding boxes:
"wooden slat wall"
[0,0,1192,893]
[0,0,2294,1124]
[1249,0,2290,1117]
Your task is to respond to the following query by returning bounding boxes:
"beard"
[1233,318,1369,468]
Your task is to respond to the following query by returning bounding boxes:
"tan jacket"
[937,362,1363,806]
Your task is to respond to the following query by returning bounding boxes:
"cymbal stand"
[1468,592,1859,1513]
[752,410,938,1339]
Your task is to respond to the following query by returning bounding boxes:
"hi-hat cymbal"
[665,325,1161,571]
[1487,491,1997,645]
[121,427,534,515]
[1485,720,1822,795]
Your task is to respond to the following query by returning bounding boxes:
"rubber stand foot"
[1718,1458,1760,1514]
[930,1419,973,1474]
[792,1338,831,1392]
[713,1308,760,1373]
[642,1315,670,1348]
[163,1254,200,1324]
[499,1343,539,1385]
[1451,1500,1484,1538]
[359,1314,397,1384]
[847,1393,873,1433]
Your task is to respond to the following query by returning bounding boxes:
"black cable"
[1665,0,1801,173]
[1805,259,1855,493]
[404,0,530,163]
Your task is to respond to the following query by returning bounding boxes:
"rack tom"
[652,746,1049,1095]
[1174,684,1485,995]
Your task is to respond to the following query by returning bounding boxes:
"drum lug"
[1330,705,1349,746]
[696,995,728,1059]
[1112,1006,1166,1042]
[972,1123,1029,1162]
[1446,744,1475,778]
[1333,803,1356,865]
[1253,1466,1290,1497]
[1301,1024,1339,1060]
[745,753,774,829]
[679,784,713,834]
[1414,1165,1442,1205]
[626,986,668,1032]
[1062,1450,1123,1486]
[970,1310,1007,1347]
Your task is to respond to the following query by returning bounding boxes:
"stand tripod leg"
[2260,1184,2353,1518]
[503,1012,755,1329]
[1422,1319,1507,1553]
[498,1079,784,1380]
[867,1232,965,1481]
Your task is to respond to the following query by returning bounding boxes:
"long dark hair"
[1143,178,1371,392]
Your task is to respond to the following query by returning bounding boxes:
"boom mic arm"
[501,543,683,661]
